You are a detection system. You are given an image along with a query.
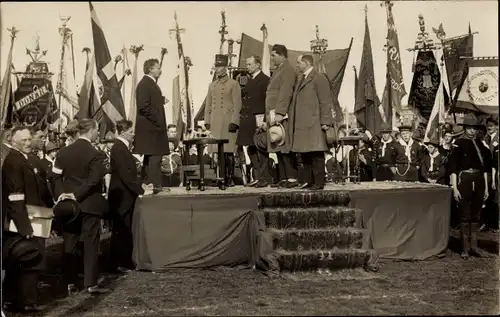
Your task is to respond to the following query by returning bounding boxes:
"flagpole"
[56,16,71,133]
[0,27,19,127]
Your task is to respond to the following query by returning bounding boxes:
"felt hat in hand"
[269,123,285,148]
[2,235,44,267]
[253,129,268,151]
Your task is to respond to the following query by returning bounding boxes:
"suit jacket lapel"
[299,70,315,91]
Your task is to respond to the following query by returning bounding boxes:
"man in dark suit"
[52,119,110,294]
[0,124,14,169]
[237,55,271,187]
[133,58,170,193]
[288,55,333,190]
[2,126,46,313]
[108,120,151,273]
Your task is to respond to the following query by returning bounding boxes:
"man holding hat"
[374,123,407,181]
[288,54,333,190]
[204,54,242,187]
[447,113,492,258]
[2,126,47,312]
[265,44,298,188]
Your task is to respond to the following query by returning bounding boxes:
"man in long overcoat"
[265,44,298,188]
[204,54,242,187]
[133,58,169,191]
[288,55,333,190]
[236,56,271,187]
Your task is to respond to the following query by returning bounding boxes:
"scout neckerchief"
[380,137,393,157]
[398,138,414,163]
[428,150,440,172]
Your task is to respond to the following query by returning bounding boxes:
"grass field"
[6,232,500,316]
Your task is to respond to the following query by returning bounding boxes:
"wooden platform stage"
[132,181,452,271]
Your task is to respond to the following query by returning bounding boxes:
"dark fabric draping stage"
[350,186,452,260]
[132,183,452,271]
[132,194,271,271]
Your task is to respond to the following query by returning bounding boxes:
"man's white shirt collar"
[116,136,130,149]
[146,74,156,82]
[252,70,261,79]
[4,143,12,149]
[303,67,313,79]
[45,156,54,164]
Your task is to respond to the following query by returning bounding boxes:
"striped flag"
[424,51,448,143]
[89,2,125,131]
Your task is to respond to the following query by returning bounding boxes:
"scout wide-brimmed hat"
[45,141,60,154]
[424,137,440,146]
[379,123,393,133]
[458,113,482,127]
[53,199,80,225]
[269,123,285,148]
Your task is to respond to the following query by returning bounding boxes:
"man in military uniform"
[204,54,242,187]
[374,123,406,181]
[265,44,298,188]
[447,114,492,259]
[52,119,110,294]
[237,55,271,187]
[394,124,422,182]
[2,126,47,313]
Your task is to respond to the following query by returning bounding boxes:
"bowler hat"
[53,199,80,224]
[269,123,285,148]
[2,235,43,267]
[458,114,482,127]
[253,129,268,150]
[379,123,393,133]
[214,54,229,67]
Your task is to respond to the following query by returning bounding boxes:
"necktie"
[297,74,305,88]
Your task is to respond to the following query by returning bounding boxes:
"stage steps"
[260,190,373,272]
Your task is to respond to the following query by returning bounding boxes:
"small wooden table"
[182,138,229,191]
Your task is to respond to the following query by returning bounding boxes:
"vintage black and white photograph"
[0,1,498,316]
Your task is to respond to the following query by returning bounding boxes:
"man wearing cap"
[204,54,242,187]
[374,123,406,181]
[52,119,110,294]
[2,126,47,312]
[394,124,422,182]
[265,44,298,188]
[447,114,492,258]
[420,137,447,185]
[288,55,333,190]
[134,58,170,193]
[237,55,271,188]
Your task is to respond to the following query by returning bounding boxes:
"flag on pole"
[353,6,382,134]
[57,25,79,127]
[261,25,271,77]
[76,53,97,119]
[454,57,498,115]
[0,32,15,126]
[89,2,125,131]
[128,53,139,130]
[442,33,473,100]
[424,51,448,142]
[380,1,406,125]
[171,75,180,126]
